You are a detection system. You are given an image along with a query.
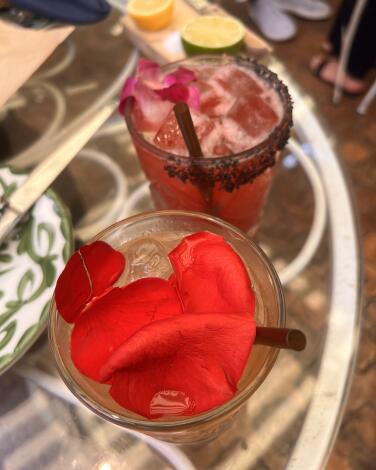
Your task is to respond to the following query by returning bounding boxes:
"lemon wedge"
[128,0,174,31]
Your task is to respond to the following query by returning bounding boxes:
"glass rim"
[49,210,286,432]
[124,54,293,166]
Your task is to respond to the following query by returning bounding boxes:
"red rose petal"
[55,252,92,323]
[134,82,173,130]
[80,241,125,299]
[169,232,255,316]
[55,241,125,324]
[118,76,136,115]
[101,313,256,418]
[163,67,197,86]
[154,83,200,110]
[71,278,182,381]
[119,59,200,120]
[136,58,161,87]
[155,83,190,103]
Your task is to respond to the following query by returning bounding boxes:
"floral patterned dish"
[0,165,73,374]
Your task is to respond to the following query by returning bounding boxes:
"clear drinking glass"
[124,56,293,233]
[49,211,285,444]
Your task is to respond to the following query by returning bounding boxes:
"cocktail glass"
[124,56,293,233]
[49,210,285,444]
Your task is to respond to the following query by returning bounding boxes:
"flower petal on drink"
[155,83,190,103]
[163,67,196,86]
[119,58,200,118]
[169,232,255,316]
[136,58,161,86]
[55,241,125,323]
[71,278,183,381]
[101,313,256,418]
[119,67,171,122]
[135,82,173,130]
[118,76,136,115]
[80,241,125,299]
[55,252,92,323]
[153,83,199,110]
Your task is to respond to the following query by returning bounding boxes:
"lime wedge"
[181,16,245,55]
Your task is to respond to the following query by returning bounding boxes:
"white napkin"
[0,20,73,108]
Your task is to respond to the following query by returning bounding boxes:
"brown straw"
[255,327,306,351]
[173,102,213,207]
[173,102,203,158]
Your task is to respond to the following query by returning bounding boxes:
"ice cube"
[213,140,233,156]
[195,80,213,95]
[154,111,186,152]
[227,93,278,138]
[195,118,225,155]
[200,93,225,117]
[154,111,215,154]
[194,79,222,117]
[217,67,263,97]
[195,65,217,82]
[221,116,253,152]
[124,238,172,282]
[192,112,215,139]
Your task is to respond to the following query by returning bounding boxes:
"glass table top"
[0,9,361,470]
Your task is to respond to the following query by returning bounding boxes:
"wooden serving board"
[122,0,271,64]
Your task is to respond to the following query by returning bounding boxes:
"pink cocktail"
[125,56,292,233]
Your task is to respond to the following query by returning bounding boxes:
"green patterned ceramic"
[0,165,73,374]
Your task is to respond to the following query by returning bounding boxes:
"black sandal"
[310,57,365,97]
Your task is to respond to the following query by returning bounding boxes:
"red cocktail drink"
[124,56,292,233]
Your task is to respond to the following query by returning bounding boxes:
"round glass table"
[0,10,361,470]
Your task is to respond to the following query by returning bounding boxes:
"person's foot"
[248,0,297,42]
[310,55,367,95]
[275,0,331,20]
[321,41,333,53]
